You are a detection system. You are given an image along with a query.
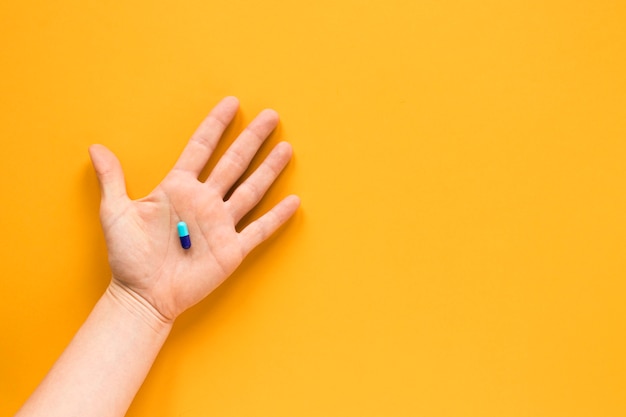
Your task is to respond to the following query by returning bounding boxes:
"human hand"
[88,97,300,322]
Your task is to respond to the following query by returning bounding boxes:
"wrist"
[106,280,174,334]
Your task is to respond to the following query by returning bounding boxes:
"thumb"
[88,144,129,205]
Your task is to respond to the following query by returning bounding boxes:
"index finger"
[172,96,240,176]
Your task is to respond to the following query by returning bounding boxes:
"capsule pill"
[177,221,191,249]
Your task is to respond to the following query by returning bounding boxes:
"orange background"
[1,1,626,416]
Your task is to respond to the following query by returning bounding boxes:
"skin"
[16,96,300,417]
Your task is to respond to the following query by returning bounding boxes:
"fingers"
[225,141,293,223]
[172,96,239,176]
[239,195,301,256]
[88,144,128,205]
[206,109,279,196]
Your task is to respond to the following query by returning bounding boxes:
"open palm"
[88,97,299,321]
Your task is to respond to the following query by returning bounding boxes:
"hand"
[88,97,300,322]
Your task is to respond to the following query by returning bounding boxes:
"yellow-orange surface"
[1,1,626,416]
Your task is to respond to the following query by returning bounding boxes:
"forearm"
[16,282,173,417]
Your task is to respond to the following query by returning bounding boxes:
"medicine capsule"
[177,221,191,249]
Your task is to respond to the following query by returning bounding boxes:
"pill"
[177,221,191,250]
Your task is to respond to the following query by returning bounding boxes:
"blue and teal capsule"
[177,221,191,249]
